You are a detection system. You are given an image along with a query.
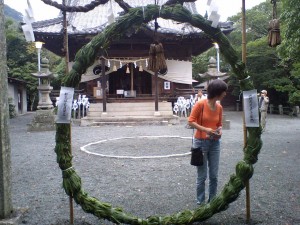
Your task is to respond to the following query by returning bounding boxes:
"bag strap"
[192,101,204,144]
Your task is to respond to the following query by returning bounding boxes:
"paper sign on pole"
[56,87,74,124]
[243,89,259,127]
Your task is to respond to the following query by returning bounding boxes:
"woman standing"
[188,79,228,205]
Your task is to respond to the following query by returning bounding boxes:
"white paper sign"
[56,87,74,124]
[243,89,259,127]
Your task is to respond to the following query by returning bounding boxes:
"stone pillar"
[236,101,240,111]
[0,3,13,218]
[269,104,274,114]
[278,104,283,115]
[294,106,299,117]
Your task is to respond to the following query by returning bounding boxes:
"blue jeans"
[193,138,221,204]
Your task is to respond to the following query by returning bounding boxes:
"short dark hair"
[207,79,228,99]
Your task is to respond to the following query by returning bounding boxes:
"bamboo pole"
[69,125,74,225]
[241,0,251,223]
[62,0,73,223]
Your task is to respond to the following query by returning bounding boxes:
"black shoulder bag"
[190,103,204,166]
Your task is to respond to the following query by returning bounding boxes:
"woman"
[188,79,228,205]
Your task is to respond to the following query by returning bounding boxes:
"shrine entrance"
[108,63,152,97]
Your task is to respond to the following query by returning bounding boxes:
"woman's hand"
[213,127,222,139]
[204,127,214,135]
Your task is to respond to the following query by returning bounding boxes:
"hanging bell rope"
[268,0,281,47]
[148,19,167,72]
[148,41,167,72]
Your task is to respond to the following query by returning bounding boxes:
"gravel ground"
[7,111,300,225]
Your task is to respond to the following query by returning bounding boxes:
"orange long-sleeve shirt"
[188,99,223,139]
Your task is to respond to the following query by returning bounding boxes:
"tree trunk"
[0,0,13,219]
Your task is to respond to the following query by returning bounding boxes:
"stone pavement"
[4,111,300,225]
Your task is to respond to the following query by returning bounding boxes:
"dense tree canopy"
[193,0,300,107]
[277,0,300,105]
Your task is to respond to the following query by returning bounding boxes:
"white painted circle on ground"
[80,135,192,159]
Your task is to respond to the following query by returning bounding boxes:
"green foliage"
[4,4,23,21]
[273,62,300,105]
[276,0,300,105]
[245,36,283,92]
[228,1,274,43]
[278,0,300,62]
[4,18,63,110]
[5,19,38,109]
[193,2,275,94]
[213,1,300,106]
[52,60,66,90]
[192,54,209,82]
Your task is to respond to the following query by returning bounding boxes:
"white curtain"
[158,60,197,85]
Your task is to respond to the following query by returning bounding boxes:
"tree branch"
[40,0,109,12]
[115,0,132,13]
[164,0,196,6]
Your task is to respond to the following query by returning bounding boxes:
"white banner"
[56,87,74,124]
[243,89,259,127]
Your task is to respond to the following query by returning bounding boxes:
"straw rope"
[54,4,262,224]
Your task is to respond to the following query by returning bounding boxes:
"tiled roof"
[32,0,232,36]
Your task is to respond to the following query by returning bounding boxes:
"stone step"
[88,102,172,111]
[88,110,173,117]
[81,102,176,126]
[80,115,179,126]
[87,102,173,116]
[88,106,171,112]
[88,106,172,112]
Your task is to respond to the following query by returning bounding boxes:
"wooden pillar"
[130,63,134,91]
[101,57,107,112]
[62,2,74,223]
[63,0,69,75]
[155,70,158,111]
[0,3,13,218]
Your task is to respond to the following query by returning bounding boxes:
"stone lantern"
[199,57,227,82]
[31,57,54,109]
[198,57,230,129]
[28,57,55,131]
